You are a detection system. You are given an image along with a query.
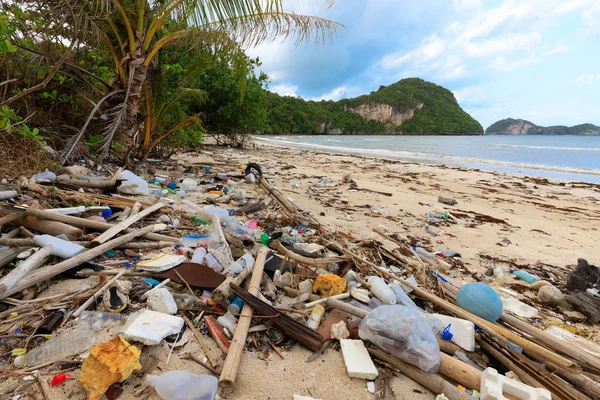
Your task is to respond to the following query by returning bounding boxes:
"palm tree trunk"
[115,58,148,148]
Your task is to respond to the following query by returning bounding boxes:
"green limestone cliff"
[260,78,483,135]
[485,118,600,135]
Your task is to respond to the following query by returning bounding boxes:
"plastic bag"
[391,283,450,339]
[358,305,440,373]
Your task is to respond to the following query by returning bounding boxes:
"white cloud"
[571,73,600,85]
[543,43,569,56]
[271,83,299,97]
[382,34,445,69]
[452,0,482,10]
[309,85,352,101]
[461,32,541,56]
[489,55,542,71]
[453,86,483,103]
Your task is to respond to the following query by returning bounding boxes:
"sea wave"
[486,144,600,151]
[256,136,600,177]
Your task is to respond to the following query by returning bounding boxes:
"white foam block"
[124,309,184,345]
[481,368,552,400]
[433,313,475,352]
[340,339,379,380]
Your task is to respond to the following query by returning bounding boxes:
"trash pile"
[0,153,598,400]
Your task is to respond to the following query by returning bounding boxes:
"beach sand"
[5,142,599,400]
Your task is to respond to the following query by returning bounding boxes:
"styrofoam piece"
[124,309,184,345]
[501,297,538,318]
[145,288,177,315]
[340,339,379,380]
[481,368,551,400]
[433,313,475,352]
[138,254,186,272]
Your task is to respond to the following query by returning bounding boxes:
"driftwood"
[15,215,82,240]
[219,246,268,388]
[271,240,347,266]
[2,208,177,243]
[231,199,270,216]
[0,245,52,298]
[71,270,127,318]
[0,247,25,268]
[56,167,123,189]
[223,230,254,248]
[368,347,473,400]
[0,225,159,299]
[212,269,249,306]
[566,292,600,323]
[257,175,320,226]
[230,283,324,352]
[181,353,221,376]
[91,200,166,245]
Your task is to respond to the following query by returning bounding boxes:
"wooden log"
[0,213,20,230]
[183,315,218,369]
[305,293,350,308]
[230,283,324,352]
[210,214,234,271]
[219,246,268,388]
[223,229,254,248]
[36,373,54,400]
[566,292,600,323]
[56,167,122,189]
[130,201,143,216]
[257,175,319,225]
[0,238,36,247]
[13,208,177,242]
[181,352,220,376]
[117,241,174,249]
[271,240,347,266]
[0,247,25,268]
[16,215,82,240]
[212,269,249,306]
[283,286,321,302]
[0,245,52,298]
[0,225,158,299]
[231,200,269,216]
[368,347,474,400]
[91,200,166,245]
[71,269,127,318]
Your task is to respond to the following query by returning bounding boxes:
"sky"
[246,0,600,129]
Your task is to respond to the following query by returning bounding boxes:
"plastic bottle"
[14,326,96,367]
[179,234,208,248]
[367,276,397,305]
[191,247,207,264]
[200,206,231,219]
[118,170,150,195]
[32,171,56,182]
[234,252,255,273]
[307,305,325,329]
[227,296,245,315]
[493,266,506,283]
[414,247,436,264]
[204,253,223,273]
[191,216,211,226]
[33,235,85,258]
[171,292,202,310]
[217,314,238,333]
[145,371,218,400]
[425,224,444,236]
[511,270,538,284]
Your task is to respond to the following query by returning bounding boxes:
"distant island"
[259,78,483,135]
[485,118,600,135]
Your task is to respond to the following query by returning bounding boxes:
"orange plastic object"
[79,336,141,400]
[205,315,230,353]
[313,274,347,297]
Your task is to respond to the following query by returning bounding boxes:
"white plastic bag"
[358,305,440,373]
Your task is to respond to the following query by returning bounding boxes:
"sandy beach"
[4,141,599,400]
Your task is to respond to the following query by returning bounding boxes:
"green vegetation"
[486,118,600,135]
[259,78,483,135]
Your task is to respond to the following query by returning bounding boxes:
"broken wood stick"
[71,269,127,318]
[4,208,177,243]
[212,269,249,306]
[271,240,347,266]
[91,200,167,245]
[117,241,174,249]
[0,213,20,230]
[0,237,36,247]
[0,245,52,298]
[1,225,159,299]
[219,246,268,389]
[183,315,218,369]
[231,200,269,216]
[368,347,473,400]
[15,215,82,240]
[257,175,319,225]
[230,283,325,352]
[181,352,221,376]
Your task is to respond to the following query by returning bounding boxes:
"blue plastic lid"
[441,324,453,340]
[143,278,161,287]
[101,209,113,218]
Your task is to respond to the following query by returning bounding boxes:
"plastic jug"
[33,235,85,258]
[191,248,207,264]
[118,170,150,195]
[367,276,397,305]
[145,371,217,400]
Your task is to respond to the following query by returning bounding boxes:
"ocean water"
[257,135,600,184]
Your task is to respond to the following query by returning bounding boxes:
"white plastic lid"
[14,355,24,367]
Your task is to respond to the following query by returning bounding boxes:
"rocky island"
[485,118,600,135]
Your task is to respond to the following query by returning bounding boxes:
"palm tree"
[56,0,340,163]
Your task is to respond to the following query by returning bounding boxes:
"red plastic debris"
[51,372,70,387]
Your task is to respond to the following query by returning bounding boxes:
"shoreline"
[254,136,600,186]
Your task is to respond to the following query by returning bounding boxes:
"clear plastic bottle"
[367,276,397,305]
[14,326,96,367]
[204,253,223,273]
[191,247,207,264]
[425,224,444,236]
[200,206,231,219]
[145,371,218,400]
[414,247,436,264]
[493,266,506,283]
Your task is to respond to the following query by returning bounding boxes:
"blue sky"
[247,0,600,129]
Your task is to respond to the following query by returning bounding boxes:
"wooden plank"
[91,201,166,245]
